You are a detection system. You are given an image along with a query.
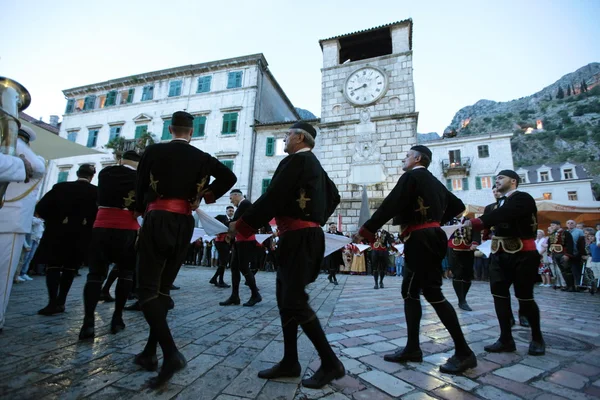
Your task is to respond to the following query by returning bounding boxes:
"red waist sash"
[147,198,192,215]
[276,216,320,235]
[401,221,440,238]
[215,233,227,242]
[94,208,139,230]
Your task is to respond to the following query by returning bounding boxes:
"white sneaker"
[14,276,25,283]
[22,274,33,281]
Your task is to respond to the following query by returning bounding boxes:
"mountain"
[443,62,600,195]
[295,107,317,120]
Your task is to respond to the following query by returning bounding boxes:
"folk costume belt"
[147,198,192,215]
[94,208,139,230]
[400,221,440,241]
[215,233,227,242]
[276,216,320,235]
[490,237,536,254]
[549,244,564,253]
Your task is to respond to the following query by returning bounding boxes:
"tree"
[556,85,565,99]
[105,132,157,159]
[567,85,572,96]
[581,80,588,93]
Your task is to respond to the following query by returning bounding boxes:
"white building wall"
[520,181,596,202]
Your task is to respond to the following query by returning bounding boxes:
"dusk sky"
[3,0,599,133]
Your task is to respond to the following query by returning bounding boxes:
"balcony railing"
[441,157,471,177]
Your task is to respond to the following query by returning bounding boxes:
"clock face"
[343,66,388,106]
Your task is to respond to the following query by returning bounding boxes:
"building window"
[227,71,243,89]
[568,191,578,201]
[540,171,550,182]
[105,90,117,107]
[447,178,465,191]
[67,132,77,142]
[86,129,99,148]
[135,125,148,139]
[262,179,271,194]
[477,145,489,158]
[75,99,84,112]
[65,99,75,114]
[193,116,206,138]
[222,113,238,134]
[266,137,275,156]
[519,174,527,184]
[476,176,493,189]
[57,170,69,183]
[543,192,552,200]
[109,126,122,142]
[98,94,107,109]
[275,138,286,156]
[221,160,234,170]
[83,95,96,111]
[161,119,171,140]
[563,169,574,180]
[197,76,212,93]
[449,149,461,166]
[120,88,134,104]
[168,80,182,97]
[141,85,154,101]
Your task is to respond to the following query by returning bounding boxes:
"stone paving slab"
[1,267,600,399]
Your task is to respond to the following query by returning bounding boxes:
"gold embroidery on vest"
[123,190,135,207]
[296,188,311,211]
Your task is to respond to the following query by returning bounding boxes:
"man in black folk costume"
[134,111,237,387]
[219,189,262,307]
[234,122,345,388]
[355,145,477,374]
[210,214,232,288]
[79,151,141,339]
[371,229,392,289]
[464,170,545,356]
[36,164,98,315]
[325,222,344,285]
[448,222,478,311]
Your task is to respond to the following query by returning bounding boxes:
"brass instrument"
[0,77,31,208]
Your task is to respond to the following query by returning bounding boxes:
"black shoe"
[243,293,262,307]
[439,352,477,374]
[327,276,333,283]
[379,282,384,289]
[258,361,301,379]
[301,360,345,389]
[484,340,516,353]
[134,352,158,371]
[458,302,473,311]
[374,283,379,289]
[383,348,423,363]
[333,281,339,286]
[219,297,241,306]
[124,301,141,311]
[209,278,217,286]
[38,304,65,316]
[78,324,95,340]
[100,292,115,302]
[519,315,530,328]
[167,297,175,310]
[148,351,187,389]
[528,340,545,356]
[111,316,126,334]
[217,282,231,288]
[170,284,180,290]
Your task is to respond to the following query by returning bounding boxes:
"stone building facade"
[43,54,298,213]
[517,162,597,203]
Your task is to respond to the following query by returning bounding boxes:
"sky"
[3,0,600,134]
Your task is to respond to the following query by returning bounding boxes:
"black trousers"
[213,241,231,282]
[276,228,324,324]
[230,241,258,297]
[449,250,474,282]
[88,228,137,283]
[371,250,388,281]
[137,210,194,304]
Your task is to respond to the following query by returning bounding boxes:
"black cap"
[77,164,96,178]
[290,121,317,139]
[497,169,520,183]
[171,111,194,128]
[410,145,432,161]
[122,150,141,162]
[230,189,242,195]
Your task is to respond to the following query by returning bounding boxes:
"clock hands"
[349,83,367,91]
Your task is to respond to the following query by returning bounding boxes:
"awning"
[20,120,102,160]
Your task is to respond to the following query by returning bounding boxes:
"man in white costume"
[0,126,45,332]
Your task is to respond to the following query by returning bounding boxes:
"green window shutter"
[57,171,69,183]
[162,119,171,140]
[169,81,182,97]
[109,126,121,141]
[222,160,234,170]
[87,130,98,148]
[262,179,271,194]
[106,91,117,107]
[83,96,96,110]
[475,177,482,190]
[193,116,206,137]
[446,179,452,191]
[227,73,235,89]
[65,99,75,114]
[222,113,238,134]
[266,137,275,156]
[235,72,242,87]
[197,76,212,93]
[135,125,147,139]
[127,88,134,103]
[67,132,77,142]
[462,178,469,190]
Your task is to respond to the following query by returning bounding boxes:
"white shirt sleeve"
[596,231,600,246]
[0,153,26,182]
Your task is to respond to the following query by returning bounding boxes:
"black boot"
[383,348,423,363]
[300,316,345,388]
[458,281,473,311]
[258,319,301,379]
[219,296,240,306]
[38,267,63,315]
[80,279,103,339]
[113,274,133,328]
[439,351,477,374]
[56,268,76,308]
[244,292,262,307]
[79,317,95,340]
[430,299,472,361]
[101,266,119,301]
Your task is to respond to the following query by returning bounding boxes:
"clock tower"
[315,20,418,233]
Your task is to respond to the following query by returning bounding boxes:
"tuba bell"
[0,77,31,208]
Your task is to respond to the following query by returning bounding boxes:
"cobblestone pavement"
[1,267,600,399]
